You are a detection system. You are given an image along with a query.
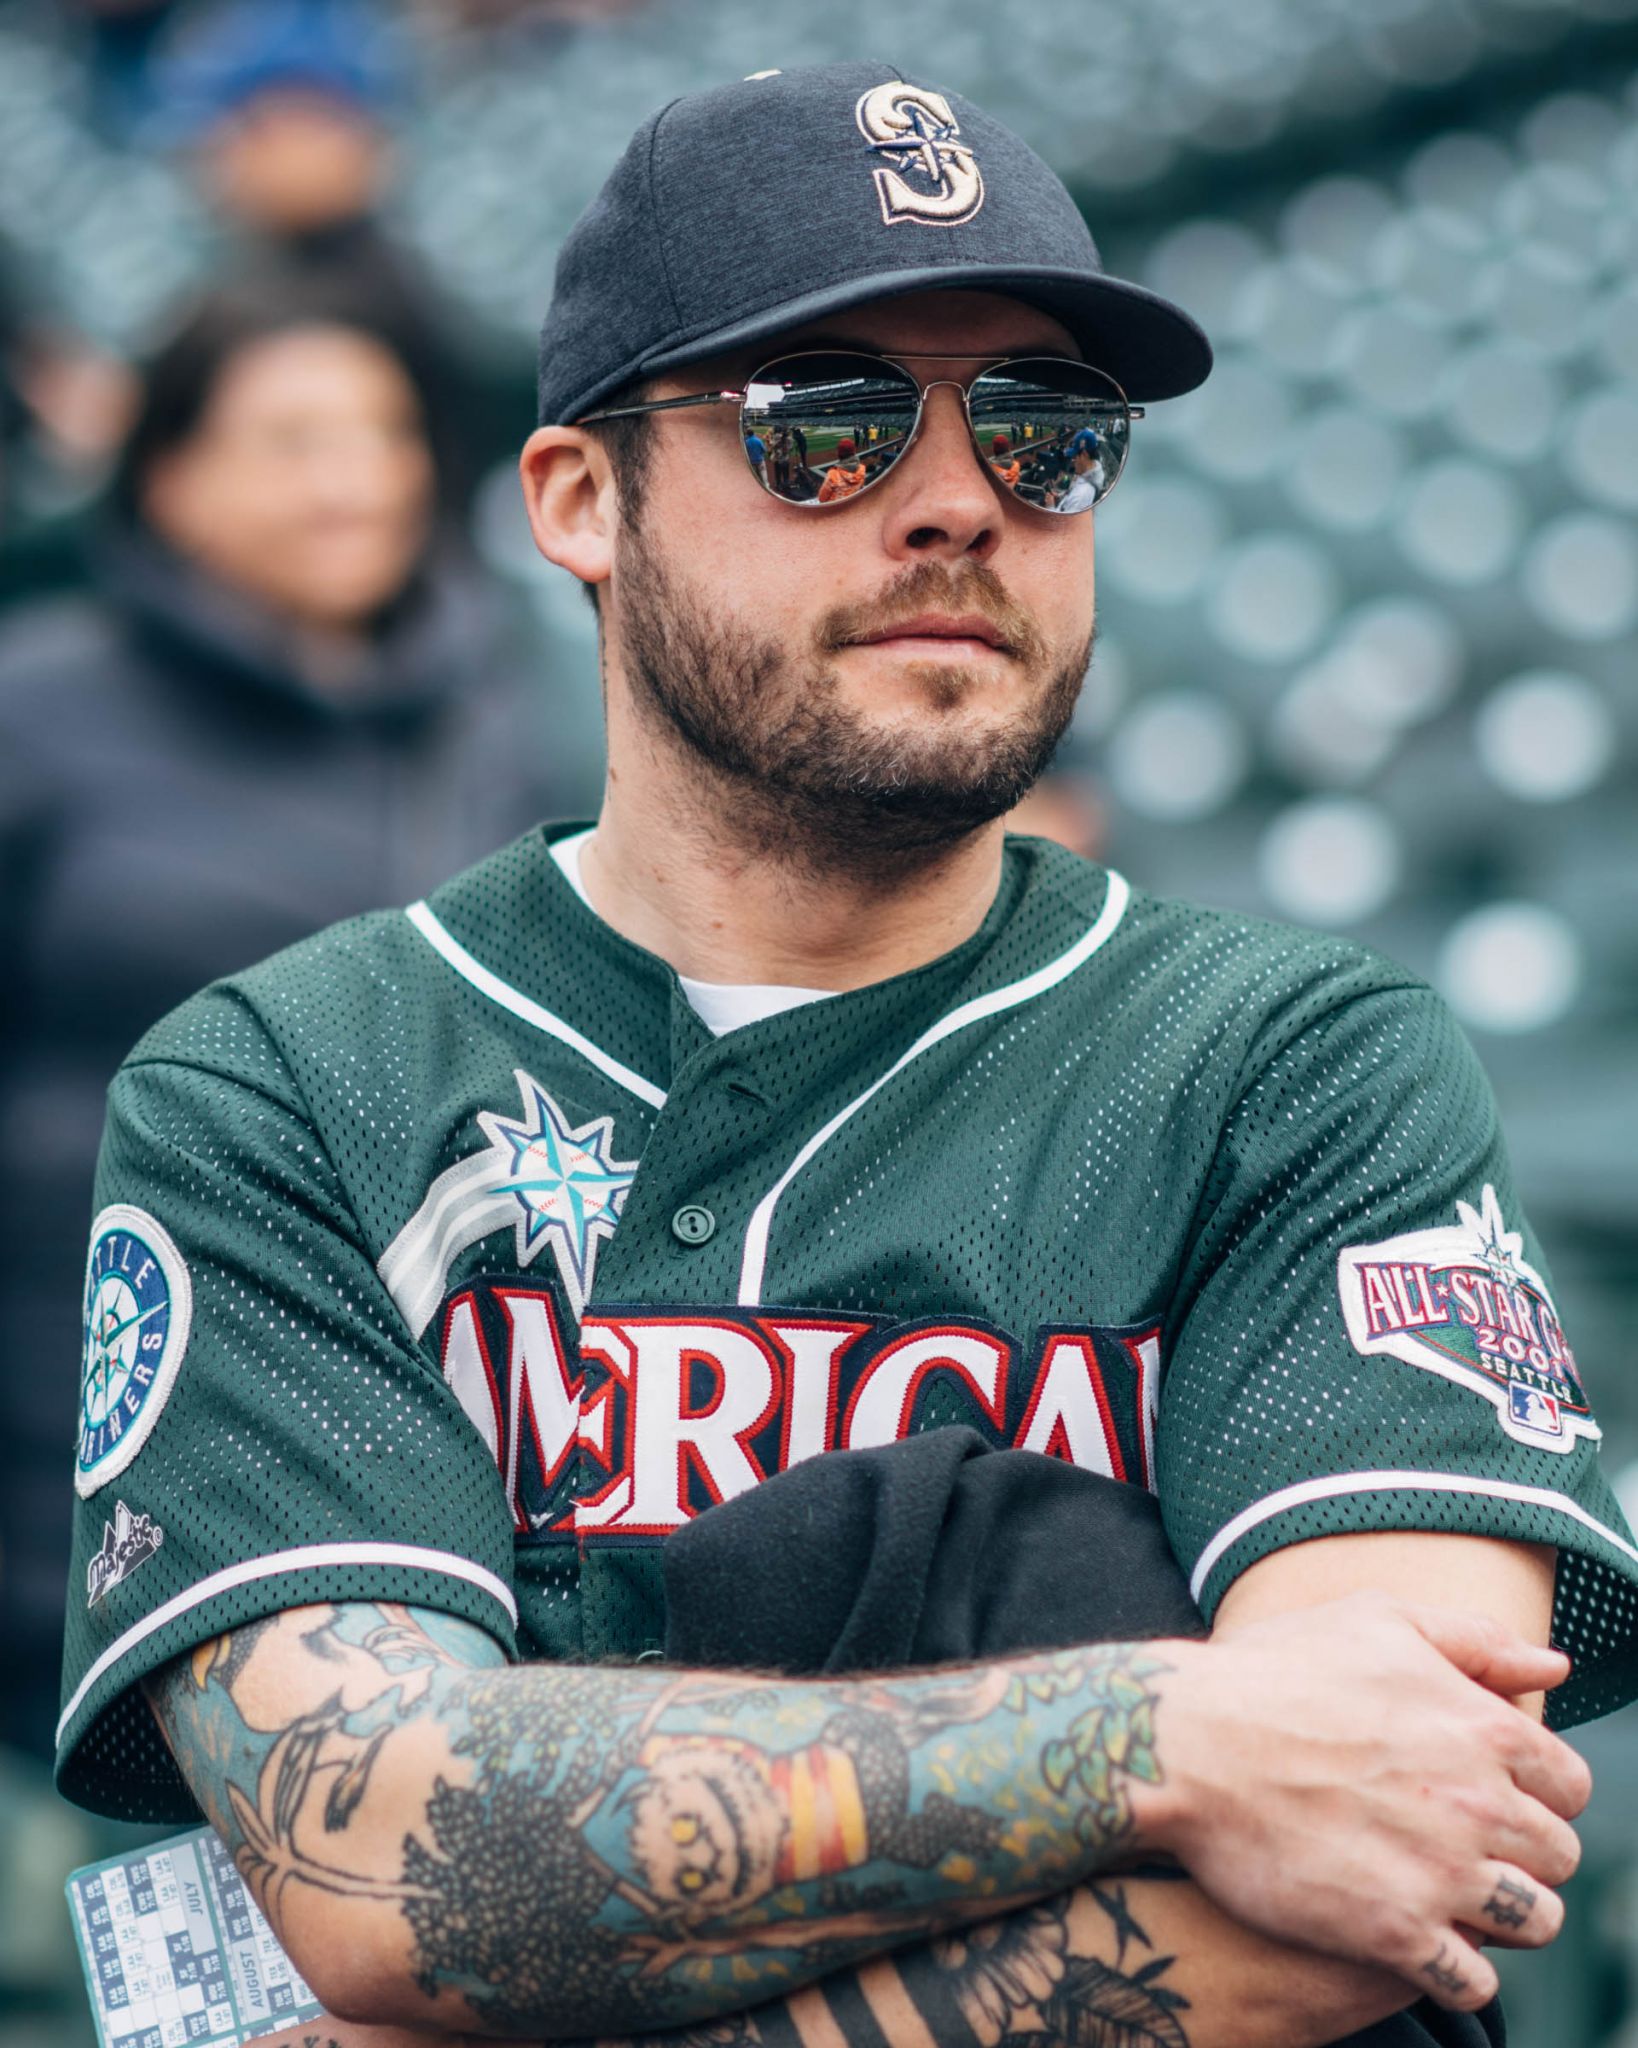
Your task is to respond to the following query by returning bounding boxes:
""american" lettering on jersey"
[436,1282,1162,1540]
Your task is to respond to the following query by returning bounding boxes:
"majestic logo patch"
[77,1206,193,1499]
[380,1071,638,1336]
[855,82,984,227]
[1338,1185,1594,1453]
[86,1499,164,1606]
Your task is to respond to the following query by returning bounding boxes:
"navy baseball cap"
[536,61,1212,425]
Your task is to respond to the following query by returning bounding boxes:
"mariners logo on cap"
[77,1205,193,1498]
[856,82,984,228]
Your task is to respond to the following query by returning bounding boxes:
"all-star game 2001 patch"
[77,1205,193,1499]
[1338,1183,1595,1453]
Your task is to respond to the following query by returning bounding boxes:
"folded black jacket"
[665,1427,1502,2048]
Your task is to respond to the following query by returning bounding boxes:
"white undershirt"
[549,829,837,1037]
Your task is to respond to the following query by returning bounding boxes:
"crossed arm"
[143,1532,1586,2048]
[212,1877,1400,2048]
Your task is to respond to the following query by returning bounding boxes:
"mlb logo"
[1509,1382,1562,1438]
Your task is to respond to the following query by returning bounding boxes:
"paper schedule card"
[67,1826,323,2048]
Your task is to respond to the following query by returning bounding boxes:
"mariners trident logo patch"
[77,1206,193,1499]
[855,83,984,227]
[1338,1184,1594,1453]
[380,1071,638,1336]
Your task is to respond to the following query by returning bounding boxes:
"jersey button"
[671,1203,716,1247]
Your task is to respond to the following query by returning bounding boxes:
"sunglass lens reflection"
[739,355,1129,511]
[742,356,921,505]
[967,363,1129,512]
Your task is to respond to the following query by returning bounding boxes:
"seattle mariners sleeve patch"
[1337,1184,1595,1454]
[77,1204,193,1499]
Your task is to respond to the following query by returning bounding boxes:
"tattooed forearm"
[638,1872,1400,2048]
[247,1888,1190,2048]
[145,1603,502,1854]
[890,1888,1191,2048]
[146,1603,1173,2038]
[240,1866,1415,2048]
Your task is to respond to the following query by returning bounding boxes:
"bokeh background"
[0,1,1633,2043]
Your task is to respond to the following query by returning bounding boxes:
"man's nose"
[874,383,1002,564]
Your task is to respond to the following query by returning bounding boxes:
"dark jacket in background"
[0,525,598,1759]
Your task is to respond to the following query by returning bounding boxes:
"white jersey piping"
[737,871,1132,1306]
[58,1542,517,1748]
[1189,1468,1638,1605]
[405,901,667,1111]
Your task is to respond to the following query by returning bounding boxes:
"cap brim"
[637,262,1212,404]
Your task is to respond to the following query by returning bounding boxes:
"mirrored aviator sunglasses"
[579,350,1141,514]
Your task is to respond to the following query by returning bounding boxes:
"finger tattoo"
[1422,1942,1470,1997]
[1481,1874,1536,1931]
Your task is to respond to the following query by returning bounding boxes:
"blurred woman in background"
[0,279,597,1765]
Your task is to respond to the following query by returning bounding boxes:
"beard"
[611,520,1092,882]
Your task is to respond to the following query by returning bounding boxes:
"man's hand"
[1151,1589,1587,2012]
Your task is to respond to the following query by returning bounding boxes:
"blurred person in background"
[0,278,595,1767]
[149,0,520,502]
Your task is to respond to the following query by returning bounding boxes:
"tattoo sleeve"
[238,1870,1410,2048]
[146,1602,1179,2039]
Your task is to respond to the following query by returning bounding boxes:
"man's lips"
[847,613,1013,653]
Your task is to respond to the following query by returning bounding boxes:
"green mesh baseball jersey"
[58,826,1638,1819]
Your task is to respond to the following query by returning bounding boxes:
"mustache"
[818,560,1050,668]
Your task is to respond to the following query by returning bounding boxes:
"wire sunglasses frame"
[575,349,1144,514]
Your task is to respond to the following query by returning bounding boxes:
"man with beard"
[58,62,1637,2048]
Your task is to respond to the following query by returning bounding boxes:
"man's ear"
[519,425,615,593]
